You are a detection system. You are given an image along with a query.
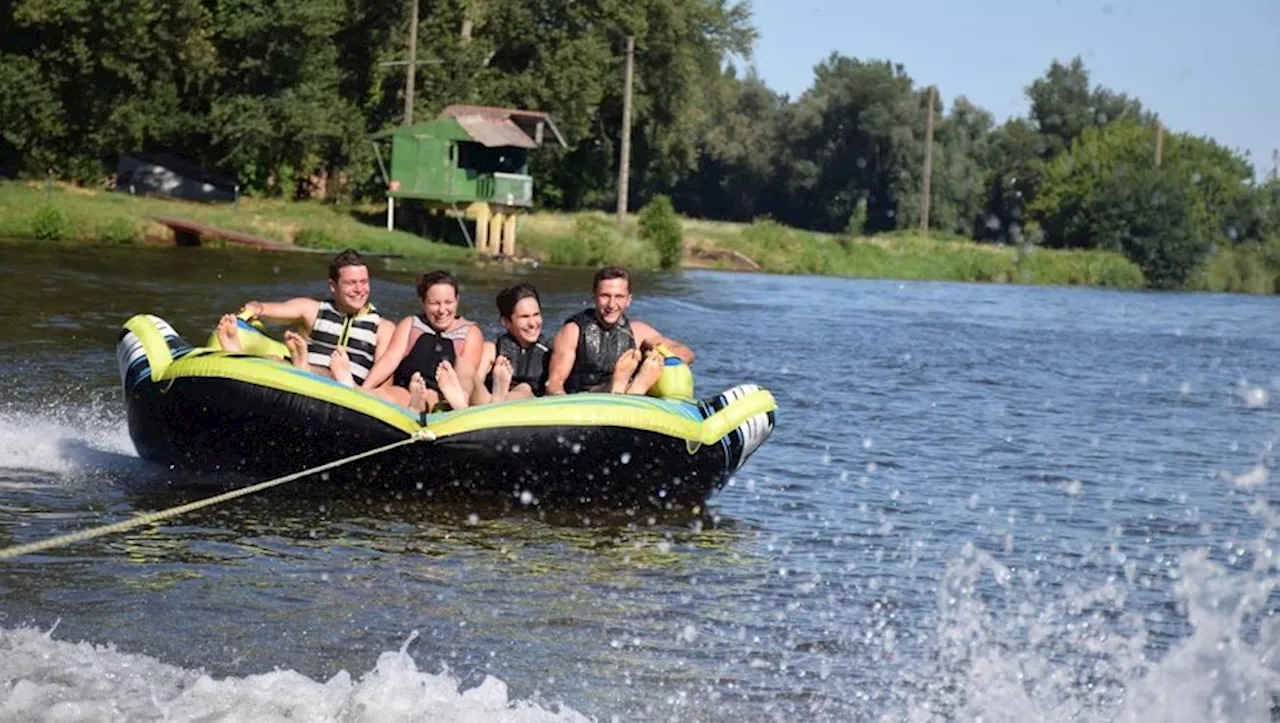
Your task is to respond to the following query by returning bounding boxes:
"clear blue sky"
[746,0,1278,178]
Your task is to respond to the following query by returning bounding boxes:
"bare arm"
[360,317,413,390]
[544,323,580,395]
[372,318,396,363]
[243,298,321,331]
[632,321,695,365]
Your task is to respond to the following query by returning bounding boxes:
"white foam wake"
[0,626,590,723]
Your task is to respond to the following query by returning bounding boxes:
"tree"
[1026,57,1145,158]
[978,118,1049,243]
[672,69,785,221]
[3,0,219,180]
[778,55,924,233]
[210,0,361,197]
[1095,165,1210,289]
[930,95,994,238]
[1031,120,1257,252]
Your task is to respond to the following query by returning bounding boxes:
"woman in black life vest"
[360,270,483,413]
[470,283,551,406]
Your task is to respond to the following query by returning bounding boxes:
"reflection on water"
[0,243,1278,720]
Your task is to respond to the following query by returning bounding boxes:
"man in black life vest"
[545,266,694,396]
[217,248,395,387]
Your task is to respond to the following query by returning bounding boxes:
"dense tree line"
[2,0,1276,287]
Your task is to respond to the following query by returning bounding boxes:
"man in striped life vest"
[225,248,395,387]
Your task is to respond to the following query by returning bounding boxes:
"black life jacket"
[392,315,472,391]
[563,308,635,394]
[486,332,550,396]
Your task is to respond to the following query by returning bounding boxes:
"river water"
[0,243,1277,722]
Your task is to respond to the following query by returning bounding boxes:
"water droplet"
[1241,386,1268,408]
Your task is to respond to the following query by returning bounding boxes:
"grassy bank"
[0,182,472,263]
[5,180,1274,293]
[516,212,1148,289]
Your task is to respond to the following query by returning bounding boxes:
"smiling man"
[221,248,395,387]
[545,266,694,396]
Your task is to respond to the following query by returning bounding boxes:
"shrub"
[32,204,71,240]
[845,198,868,237]
[639,194,683,269]
[295,228,340,249]
[100,217,139,245]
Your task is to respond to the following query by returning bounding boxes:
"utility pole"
[1154,117,1164,167]
[1272,149,1278,181]
[919,86,935,234]
[404,0,418,126]
[616,35,635,227]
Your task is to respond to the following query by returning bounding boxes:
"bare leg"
[505,382,536,401]
[470,345,497,406]
[369,381,431,410]
[284,331,310,371]
[216,314,243,352]
[490,356,514,404]
[610,349,642,394]
[455,358,477,399]
[329,347,356,387]
[626,350,664,396]
[435,360,470,410]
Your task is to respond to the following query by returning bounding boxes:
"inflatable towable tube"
[117,314,777,509]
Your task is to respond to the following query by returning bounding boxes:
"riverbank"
[0,182,473,263]
[4,180,1273,293]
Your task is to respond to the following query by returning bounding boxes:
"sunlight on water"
[0,626,589,723]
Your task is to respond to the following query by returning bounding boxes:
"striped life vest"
[307,300,382,386]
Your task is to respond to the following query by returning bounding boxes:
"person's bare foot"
[408,372,429,413]
[216,314,243,352]
[491,356,514,403]
[610,348,642,393]
[329,347,355,387]
[284,330,309,370]
[435,360,469,410]
[626,350,664,395]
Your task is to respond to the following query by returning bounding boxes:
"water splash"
[0,393,138,480]
[0,625,590,722]
[897,476,1280,722]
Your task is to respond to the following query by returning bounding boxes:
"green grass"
[516,211,658,269]
[0,181,471,263]
[671,217,1147,289]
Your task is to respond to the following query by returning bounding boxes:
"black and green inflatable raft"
[116,314,777,509]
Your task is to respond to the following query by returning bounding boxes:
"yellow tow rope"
[0,429,435,562]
